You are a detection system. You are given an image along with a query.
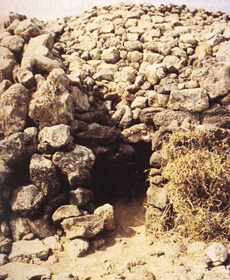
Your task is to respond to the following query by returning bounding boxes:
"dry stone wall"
[0,2,230,264]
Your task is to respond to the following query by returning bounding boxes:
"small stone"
[179,33,197,45]
[65,238,89,258]
[146,186,168,210]
[52,205,81,223]
[131,96,147,109]
[205,242,228,266]
[13,67,35,88]
[43,236,63,252]
[69,188,93,207]
[92,238,106,249]
[94,204,115,230]
[149,152,162,168]
[122,123,153,143]
[101,47,120,64]
[0,254,9,266]
[0,238,13,254]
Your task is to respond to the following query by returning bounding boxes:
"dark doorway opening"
[90,142,152,207]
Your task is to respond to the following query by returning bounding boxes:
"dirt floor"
[43,194,230,280]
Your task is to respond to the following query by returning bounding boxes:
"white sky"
[1,0,230,21]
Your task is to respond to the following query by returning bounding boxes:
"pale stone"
[1,35,24,53]
[9,239,50,263]
[205,243,228,265]
[131,96,147,109]
[168,88,209,113]
[101,47,120,64]
[179,33,197,45]
[146,186,168,210]
[61,215,104,239]
[43,236,63,252]
[52,205,81,223]
[65,238,89,258]
[0,262,51,280]
[94,203,115,230]
[122,123,154,143]
[38,124,72,151]
[112,105,133,128]
[14,19,42,41]
[13,67,35,88]
[29,69,74,128]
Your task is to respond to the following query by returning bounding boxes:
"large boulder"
[0,83,30,136]
[10,184,46,216]
[192,59,230,99]
[38,124,73,152]
[12,66,35,88]
[30,154,60,196]
[29,69,74,128]
[168,88,209,113]
[14,19,42,41]
[0,35,24,53]
[21,33,61,72]
[0,58,16,80]
[52,145,95,186]
[60,215,104,239]
[0,129,38,167]
[152,110,199,127]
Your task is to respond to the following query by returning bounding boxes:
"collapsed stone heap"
[0,2,230,267]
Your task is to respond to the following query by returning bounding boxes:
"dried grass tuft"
[156,127,230,242]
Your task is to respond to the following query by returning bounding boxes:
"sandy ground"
[45,194,226,280]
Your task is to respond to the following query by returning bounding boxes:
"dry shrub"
[160,127,230,242]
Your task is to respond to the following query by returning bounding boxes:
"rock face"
[0,2,229,269]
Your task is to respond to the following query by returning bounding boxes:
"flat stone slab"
[8,239,50,263]
[0,262,51,280]
[61,214,104,239]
